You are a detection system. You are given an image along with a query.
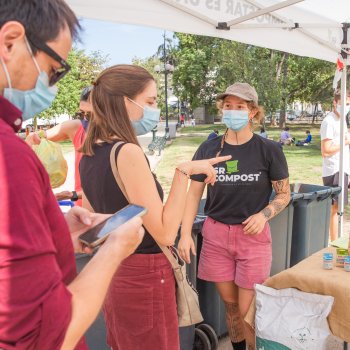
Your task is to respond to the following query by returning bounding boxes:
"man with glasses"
[0,1,144,349]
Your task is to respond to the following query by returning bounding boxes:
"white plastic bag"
[255,284,334,350]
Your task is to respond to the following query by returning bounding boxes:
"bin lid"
[291,183,334,201]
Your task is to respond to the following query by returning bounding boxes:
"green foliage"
[132,56,166,111]
[169,33,336,126]
[172,33,222,109]
[39,48,109,120]
[287,56,334,104]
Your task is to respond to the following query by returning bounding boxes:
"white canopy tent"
[67,0,350,237]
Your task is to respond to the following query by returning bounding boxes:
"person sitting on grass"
[296,130,312,146]
[279,127,295,145]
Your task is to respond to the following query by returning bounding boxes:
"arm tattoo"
[275,180,284,192]
[262,207,272,219]
[271,200,285,214]
[260,178,290,220]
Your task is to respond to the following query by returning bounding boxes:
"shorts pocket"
[201,217,215,239]
[114,287,154,335]
[248,226,272,244]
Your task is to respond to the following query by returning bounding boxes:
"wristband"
[71,190,79,201]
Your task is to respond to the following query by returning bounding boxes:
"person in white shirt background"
[320,90,350,241]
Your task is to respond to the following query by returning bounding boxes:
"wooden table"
[246,247,350,347]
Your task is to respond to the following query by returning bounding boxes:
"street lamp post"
[154,31,174,139]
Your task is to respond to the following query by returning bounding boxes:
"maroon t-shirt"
[0,96,87,350]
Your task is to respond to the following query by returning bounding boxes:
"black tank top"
[80,142,162,254]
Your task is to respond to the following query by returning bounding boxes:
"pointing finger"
[208,155,232,165]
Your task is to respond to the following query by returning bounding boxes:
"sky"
[76,18,172,65]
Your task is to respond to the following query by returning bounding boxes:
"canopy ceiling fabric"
[68,0,350,62]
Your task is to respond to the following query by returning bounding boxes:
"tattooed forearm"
[262,207,272,219]
[260,178,290,221]
[271,200,287,214]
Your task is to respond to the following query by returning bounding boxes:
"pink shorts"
[198,217,272,289]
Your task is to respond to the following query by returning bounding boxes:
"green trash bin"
[290,183,341,267]
[269,192,303,276]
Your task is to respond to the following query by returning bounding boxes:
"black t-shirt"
[191,134,289,224]
[80,142,162,254]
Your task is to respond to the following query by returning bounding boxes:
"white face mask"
[336,104,350,116]
[127,98,160,135]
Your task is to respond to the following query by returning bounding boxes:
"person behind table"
[280,126,294,145]
[178,82,290,350]
[26,86,92,206]
[320,90,350,241]
[79,64,230,350]
[208,129,219,140]
[259,127,268,139]
[0,2,145,349]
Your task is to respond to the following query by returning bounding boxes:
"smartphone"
[79,204,147,248]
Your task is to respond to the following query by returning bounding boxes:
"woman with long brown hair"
[178,82,290,350]
[80,64,230,349]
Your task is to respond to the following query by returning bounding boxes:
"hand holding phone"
[79,204,147,248]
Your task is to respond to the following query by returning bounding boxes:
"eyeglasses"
[27,35,71,86]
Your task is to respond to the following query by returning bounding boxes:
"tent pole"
[338,23,350,238]
[338,64,346,238]
[226,0,303,27]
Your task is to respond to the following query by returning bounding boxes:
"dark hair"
[0,0,80,54]
[81,64,155,156]
[214,129,219,134]
[284,127,290,131]
[306,130,310,134]
[80,86,92,102]
[260,127,265,132]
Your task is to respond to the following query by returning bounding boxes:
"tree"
[39,48,109,120]
[171,34,284,120]
[137,32,337,127]
[132,56,166,113]
[172,33,221,111]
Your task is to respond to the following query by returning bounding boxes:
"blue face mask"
[0,38,58,121]
[222,110,249,131]
[128,98,160,136]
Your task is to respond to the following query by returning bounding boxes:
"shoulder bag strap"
[109,142,180,268]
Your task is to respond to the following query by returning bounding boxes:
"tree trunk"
[312,104,317,124]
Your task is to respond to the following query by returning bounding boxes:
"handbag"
[110,142,203,327]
